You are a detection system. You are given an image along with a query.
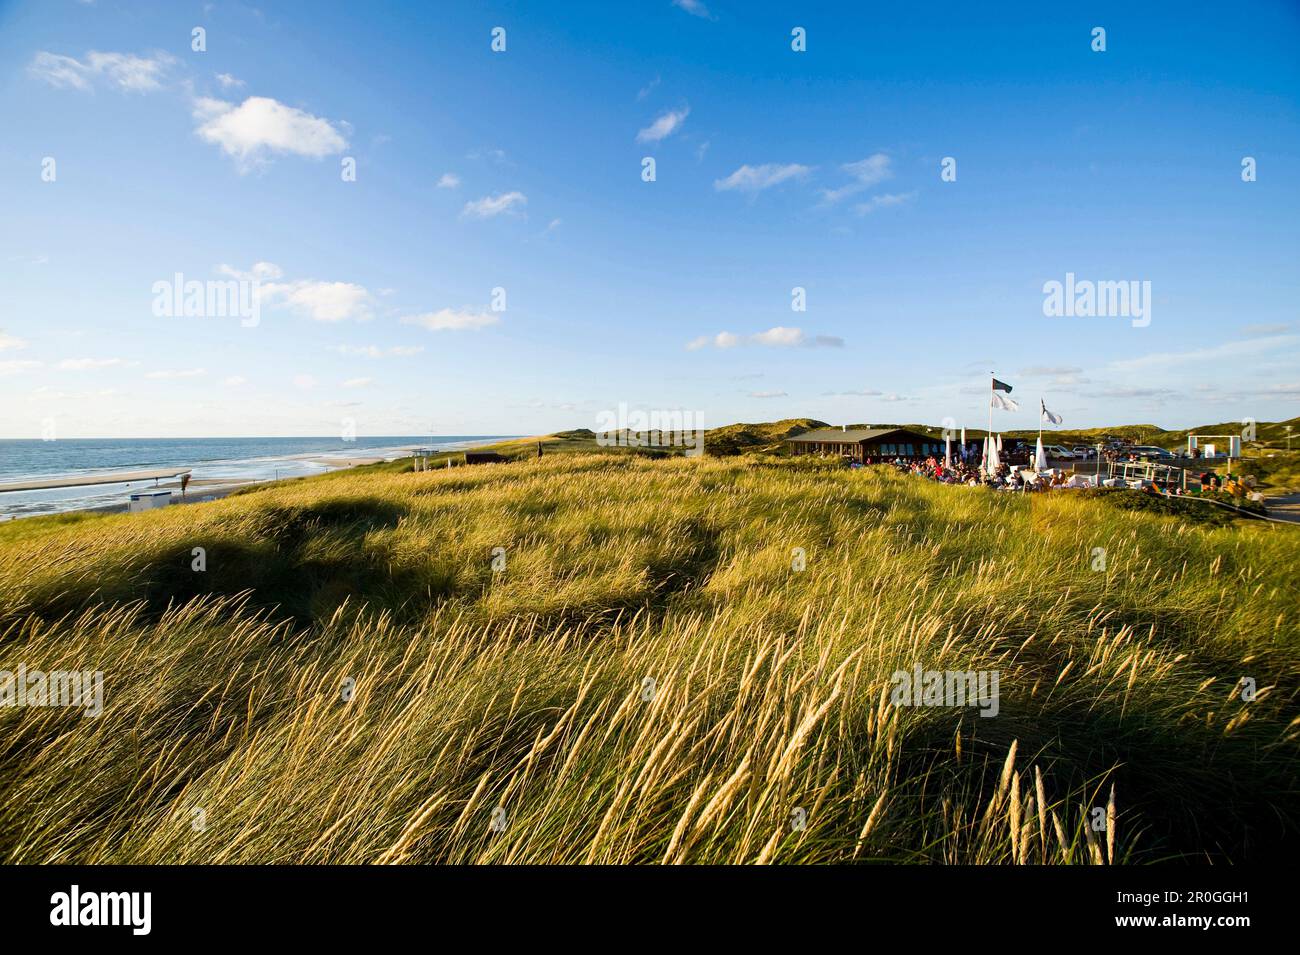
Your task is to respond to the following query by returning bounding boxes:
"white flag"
[991,391,1019,412]
[1040,398,1062,425]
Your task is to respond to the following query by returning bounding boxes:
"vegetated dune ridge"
[0,453,1295,864]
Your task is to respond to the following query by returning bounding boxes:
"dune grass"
[0,453,1296,864]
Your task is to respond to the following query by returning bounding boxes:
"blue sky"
[1,0,1297,438]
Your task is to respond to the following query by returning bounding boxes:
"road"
[1262,492,1300,524]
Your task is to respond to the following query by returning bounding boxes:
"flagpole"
[987,372,994,475]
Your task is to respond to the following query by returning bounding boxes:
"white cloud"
[855,191,917,215]
[28,53,89,90]
[293,374,317,390]
[31,387,119,400]
[30,50,175,93]
[637,106,689,143]
[223,375,247,386]
[1108,334,1298,373]
[400,308,500,332]
[193,96,348,167]
[687,331,741,350]
[331,344,381,358]
[218,262,372,322]
[672,0,713,19]
[467,147,509,164]
[460,191,527,219]
[146,368,206,379]
[437,172,461,188]
[687,327,842,349]
[753,326,805,347]
[0,333,27,351]
[714,163,811,193]
[343,377,372,388]
[1020,365,1083,377]
[749,390,787,398]
[0,360,42,376]
[217,261,283,282]
[637,75,661,101]
[215,72,245,89]
[92,51,170,92]
[820,153,892,204]
[1239,322,1292,337]
[58,357,129,370]
[261,279,372,323]
[329,344,424,358]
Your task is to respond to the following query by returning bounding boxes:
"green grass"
[0,454,1296,863]
[1236,449,1300,493]
[1079,488,1257,526]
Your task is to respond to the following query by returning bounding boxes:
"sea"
[0,435,511,520]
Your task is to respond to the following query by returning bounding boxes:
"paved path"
[1262,492,1300,524]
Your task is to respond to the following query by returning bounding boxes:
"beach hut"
[128,490,172,513]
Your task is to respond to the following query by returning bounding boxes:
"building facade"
[785,427,949,463]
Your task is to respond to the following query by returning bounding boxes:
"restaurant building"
[785,426,949,463]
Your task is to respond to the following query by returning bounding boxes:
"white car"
[1044,445,1076,459]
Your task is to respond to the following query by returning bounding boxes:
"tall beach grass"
[0,454,1295,863]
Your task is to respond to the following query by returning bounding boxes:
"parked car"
[1071,446,1096,459]
[1129,445,1177,461]
[1044,445,1076,459]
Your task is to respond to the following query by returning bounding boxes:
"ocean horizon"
[0,435,513,519]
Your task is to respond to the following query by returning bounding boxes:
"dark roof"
[786,427,935,444]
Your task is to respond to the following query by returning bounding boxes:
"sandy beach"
[0,439,505,521]
[0,467,193,493]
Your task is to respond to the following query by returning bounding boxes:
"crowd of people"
[1199,470,1261,500]
[862,453,1084,491]
[857,453,1265,505]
